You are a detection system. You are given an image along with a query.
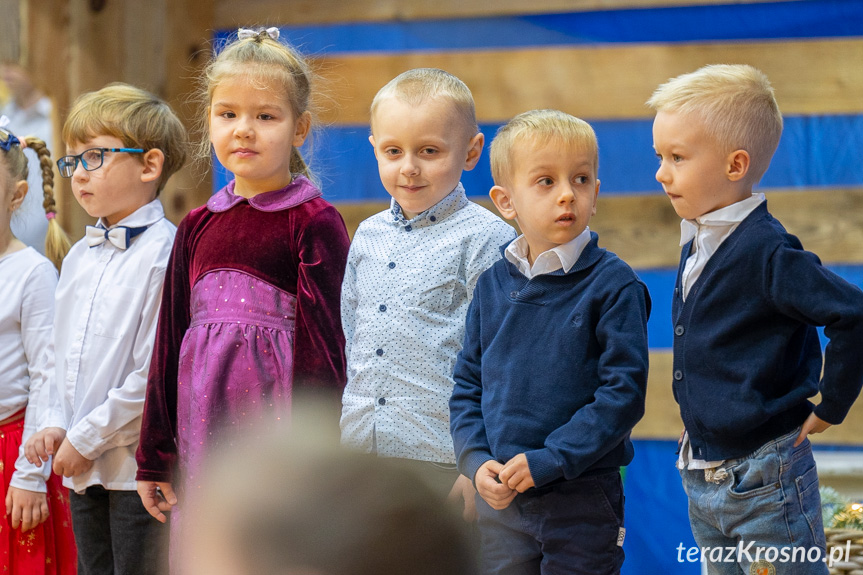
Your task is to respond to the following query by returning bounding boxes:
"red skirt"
[0,413,77,574]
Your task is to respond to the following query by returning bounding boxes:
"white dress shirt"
[0,247,56,491]
[504,227,593,279]
[43,199,175,493]
[676,193,765,470]
[340,184,516,463]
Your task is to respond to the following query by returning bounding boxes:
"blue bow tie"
[85,225,148,250]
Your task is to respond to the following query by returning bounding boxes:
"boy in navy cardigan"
[449,110,650,575]
[649,64,863,574]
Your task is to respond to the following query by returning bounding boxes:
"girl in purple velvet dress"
[134,27,350,566]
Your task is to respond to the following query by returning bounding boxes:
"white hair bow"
[237,27,280,41]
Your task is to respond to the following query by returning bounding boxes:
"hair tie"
[237,27,280,41]
[46,212,56,220]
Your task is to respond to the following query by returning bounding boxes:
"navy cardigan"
[450,233,650,488]
[672,202,863,461]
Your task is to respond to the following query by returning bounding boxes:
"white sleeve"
[10,262,57,492]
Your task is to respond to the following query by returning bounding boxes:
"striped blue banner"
[214,0,863,55]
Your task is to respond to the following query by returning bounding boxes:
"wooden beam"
[215,0,781,28]
[312,39,863,125]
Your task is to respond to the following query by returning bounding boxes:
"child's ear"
[463,132,484,171]
[140,149,165,184]
[592,179,600,216]
[368,135,378,159]
[490,184,517,221]
[9,180,28,212]
[726,150,750,182]
[293,111,312,147]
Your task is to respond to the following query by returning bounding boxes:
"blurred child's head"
[647,64,783,220]
[198,28,315,196]
[368,68,484,219]
[0,120,70,268]
[182,407,476,575]
[489,110,599,263]
[61,83,187,227]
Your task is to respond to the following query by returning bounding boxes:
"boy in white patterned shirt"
[340,68,515,517]
[25,83,187,575]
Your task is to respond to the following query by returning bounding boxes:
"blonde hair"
[2,136,71,270]
[490,109,598,185]
[63,83,188,194]
[196,29,317,181]
[370,68,478,137]
[646,64,783,184]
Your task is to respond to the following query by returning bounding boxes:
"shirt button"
[510,291,518,298]
[379,304,387,312]
[388,262,396,269]
[376,348,384,356]
[675,325,685,336]
[674,370,683,381]
[405,225,412,232]
[378,397,386,406]
[429,216,436,222]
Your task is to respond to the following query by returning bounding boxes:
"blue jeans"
[680,428,828,575]
[476,469,625,575]
[70,486,168,575]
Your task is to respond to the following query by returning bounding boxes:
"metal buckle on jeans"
[704,467,729,484]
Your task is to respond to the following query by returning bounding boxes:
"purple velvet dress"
[136,177,349,568]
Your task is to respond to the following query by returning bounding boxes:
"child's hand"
[5,486,49,532]
[137,481,177,524]
[499,453,535,493]
[447,474,477,522]
[794,412,832,447]
[475,460,517,510]
[52,438,94,477]
[24,427,66,465]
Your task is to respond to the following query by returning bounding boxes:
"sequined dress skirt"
[172,270,295,558]
[0,413,77,574]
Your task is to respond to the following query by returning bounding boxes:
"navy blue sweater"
[450,233,650,488]
[673,203,863,461]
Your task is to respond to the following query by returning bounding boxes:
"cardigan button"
[674,370,683,381]
[675,325,685,336]
[510,291,518,298]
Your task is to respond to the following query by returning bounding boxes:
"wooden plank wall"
[23,0,214,235]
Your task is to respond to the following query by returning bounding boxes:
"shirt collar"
[504,226,592,278]
[95,198,165,230]
[388,183,469,229]
[207,176,322,213]
[679,193,766,246]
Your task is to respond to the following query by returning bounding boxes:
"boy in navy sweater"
[449,110,650,575]
[649,64,863,574]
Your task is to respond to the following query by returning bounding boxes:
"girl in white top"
[0,117,76,572]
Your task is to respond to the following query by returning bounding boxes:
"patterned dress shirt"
[340,184,516,463]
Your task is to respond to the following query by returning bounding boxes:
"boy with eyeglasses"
[25,82,187,575]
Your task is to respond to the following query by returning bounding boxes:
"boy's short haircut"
[490,109,598,186]
[646,64,783,185]
[370,68,478,137]
[63,82,188,193]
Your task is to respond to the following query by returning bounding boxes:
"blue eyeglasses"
[57,147,144,178]
[0,127,21,152]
